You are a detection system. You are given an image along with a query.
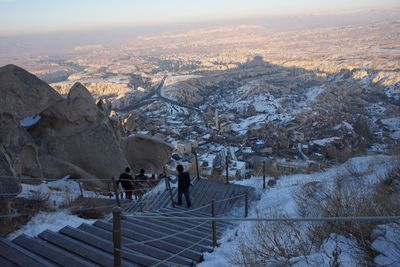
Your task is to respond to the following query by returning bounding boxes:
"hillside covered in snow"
[200,155,400,266]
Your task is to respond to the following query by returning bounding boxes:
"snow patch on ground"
[291,234,363,266]
[381,117,400,139]
[7,211,95,240]
[384,85,400,100]
[232,114,267,135]
[142,180,167,198]
[310,137,341,146]
[18,176,112,208]
[306,86,324,101]
[199,155,397,266]
[230,94,280,113]
[371,223,400,266]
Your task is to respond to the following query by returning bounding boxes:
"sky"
[0,0,399,36]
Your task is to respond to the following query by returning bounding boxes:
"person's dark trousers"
[125,190,133,200]
[177,188,192,207]
[123,185,133,200]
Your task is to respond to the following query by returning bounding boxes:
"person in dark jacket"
[135,169,148,182]
[176,164,192,208]
[117,167,134,200]
[134,169,148,198]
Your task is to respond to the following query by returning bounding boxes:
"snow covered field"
[7,176,115,240]
[199,155,400,266]
[7,211,95,240]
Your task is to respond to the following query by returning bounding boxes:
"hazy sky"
[0,0,399,35]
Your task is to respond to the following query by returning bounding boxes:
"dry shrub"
[295,181,325,218]
[374,166,400,215]
[390,143,400,157]
[1,196,52,237]
[309,185,380,248]
[27,189,50,207]
[266,161,282,179]
[342,162,367,180]
[230,161,398,266]
[296,165,400,264]
[230,211,312,266]
[353,116,374,142]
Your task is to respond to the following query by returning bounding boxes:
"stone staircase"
[0,179,254,266]
[128,178,252,215]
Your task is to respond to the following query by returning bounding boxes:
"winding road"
[117,75,201,114]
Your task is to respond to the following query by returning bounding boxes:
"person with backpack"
[117,167,134,200]
[176,164,192,208]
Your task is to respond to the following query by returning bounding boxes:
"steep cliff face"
[0,65,171,185]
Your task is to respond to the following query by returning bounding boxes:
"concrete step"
[0,256,17,267]
[0,238,55,267]
[124,216,219,241]
[13,234,98,267]
[81,222,202,262]
[96,220,211,253]
[145,208,224,235]
[66,224,192,266]
[159,207,231,231]
[38,230,118,266]
[60,226,158,265]
[122,219,213,248]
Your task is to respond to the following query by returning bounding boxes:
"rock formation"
[122,134,173,173]
[0,65,172,188]
[0,64,62,119]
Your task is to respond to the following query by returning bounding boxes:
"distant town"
[4,22,400,181]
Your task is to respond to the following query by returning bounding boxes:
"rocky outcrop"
[53,81,132,98]
[0,65,171,186]
[28,80,129,181]
[0,64,61,119]
[53,81,141,111]
[122,134,173,173]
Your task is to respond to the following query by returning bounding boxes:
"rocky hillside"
[0,65,172,189]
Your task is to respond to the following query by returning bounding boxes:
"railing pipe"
[263,161,266,189]
[211,199,217,247]
[167,177,175,208]
[225,155,229,184]
[244,191,249,218]
[112,177,121,207]
[194,151,200,179]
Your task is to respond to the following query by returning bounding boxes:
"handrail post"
[164,176,169,192]
[194,151,200,179]
[107,181,112,198]
[263,161,266,189]
[78,181,84,197]
[163,166,167,176]
[112,177,121,207]
[112,206,122,267]
[244,191,249,218]
[139,195,143,212]
[225,155,229,184]
[211,199,217,247]
[167,177,175,208]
